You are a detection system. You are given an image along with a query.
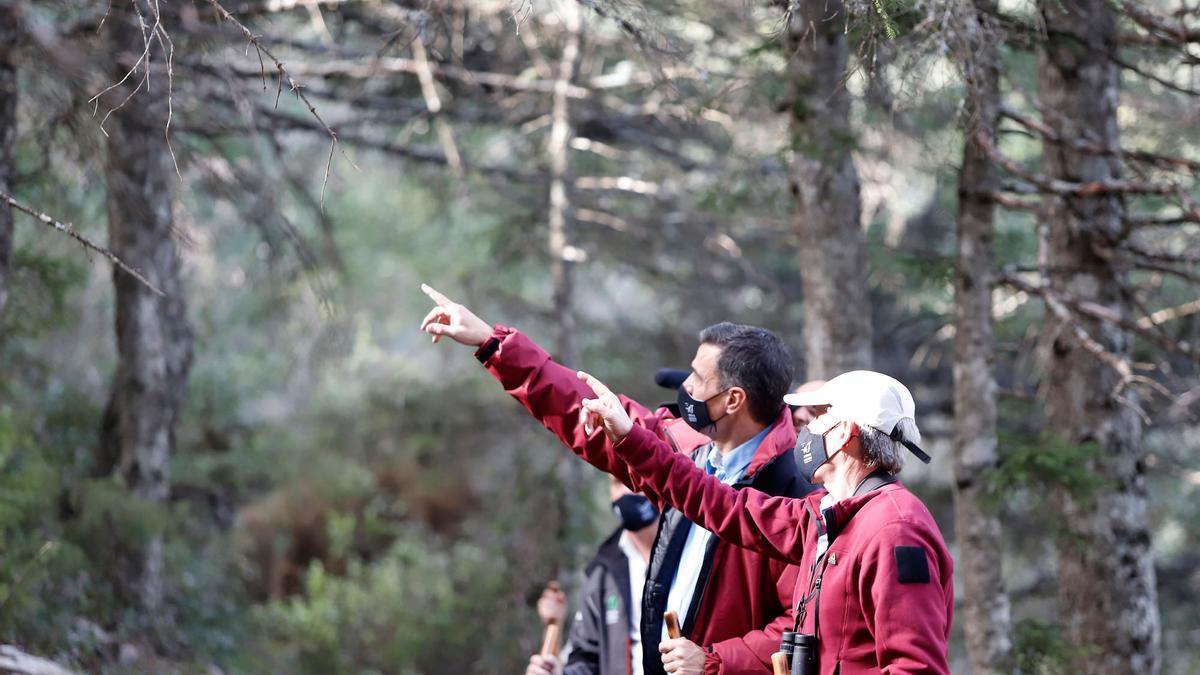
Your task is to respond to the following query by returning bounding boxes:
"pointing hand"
[577,370,634,442]
[419,284,493,347]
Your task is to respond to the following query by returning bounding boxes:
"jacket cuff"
[613,424,658,463]
[703,647,723,675]
[473,324,513,364]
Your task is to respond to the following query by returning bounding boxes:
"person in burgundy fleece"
[573,369,954,675]
[419,285,814,675]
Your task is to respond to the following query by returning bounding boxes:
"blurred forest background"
[0,0,1198,673]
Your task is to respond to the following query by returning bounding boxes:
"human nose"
[682,373,697,395]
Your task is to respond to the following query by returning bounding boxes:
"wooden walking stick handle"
[771,651,790,675]
[538,580,564,657]
[540,621,561,658]
[663,611,682,640]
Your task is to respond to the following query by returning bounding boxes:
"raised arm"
[579,371,814,565]
[419,284,667,493]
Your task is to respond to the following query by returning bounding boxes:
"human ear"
[724,387,746,415]
[825,420,855,453]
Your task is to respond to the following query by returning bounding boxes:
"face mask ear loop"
[705,388,734,432]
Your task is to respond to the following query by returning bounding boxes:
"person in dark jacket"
[574,369,954,675]
[527,476,660,675]
[419,285,814,675]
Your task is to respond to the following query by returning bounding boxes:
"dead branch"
[88,0,162,133]
[1112,53,1200,96]
[1127,254,1200,285]
[1141,298,1200,327]
[999,105,1200,175]
[223,56,594,99]
[1001,270,1200,364]
[988,191,1041,211]
[980,130,1184,197]
[1125,212,1200,228]
[225,0,363,16]
[1120,2,1200,44]
[1121,241,1200,266]
[1,191,163,296]
[200,0,358,207]
[412,36,463,176]
[573,0,684,57]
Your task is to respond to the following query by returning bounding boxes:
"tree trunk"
[785,0,871,378]
[97,2,194,623]
[1036,2,1161,673]
[950,2,1011,672]
[0,11,16,321]
[548,1,581,369]
[546,0,587,580]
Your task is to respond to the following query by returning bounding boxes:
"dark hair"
[698,322,794,426]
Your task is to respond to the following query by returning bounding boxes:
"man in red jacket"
[419,285,814,675]
[572,369,954,675]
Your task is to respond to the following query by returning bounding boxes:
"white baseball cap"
[783,370,929,461]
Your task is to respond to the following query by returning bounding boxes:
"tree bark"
[546,0,587,582]
[0,10,16,321]
[548,1,581,369]
[97,2,194,622]
[785,0,871,378]
[1036,2,1161,673]
[950,2,1012,672]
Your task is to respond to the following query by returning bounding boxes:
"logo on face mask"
[676,386,728,432]
[799,438,814,466]
[794,428,830,483]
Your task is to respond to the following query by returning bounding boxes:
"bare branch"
[200,0,359,207]
[1,191,163,296]
[1119,2,1200,44]
[1113,53,1200,96]
[1001,270,1200,364]
[999,105,1200,175]
[1141,298,1200,327]
[1125,212,1200,227]
[224,56,594,99]
[987,190,1041,211]
[980,130,1184,197]
[412,36,463,176]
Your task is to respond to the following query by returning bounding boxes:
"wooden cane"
[771,651,790,675]
[540,621,561,658]
[663,611,682,640]
[539,581,563,658]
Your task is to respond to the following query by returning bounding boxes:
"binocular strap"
[793,501,835,640]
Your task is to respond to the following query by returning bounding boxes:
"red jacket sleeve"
[857,521,951,675]
[705,561,800,675]
[477,325,669,495]
[614,425,813,565]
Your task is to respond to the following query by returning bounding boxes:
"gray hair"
[858,418,922,475]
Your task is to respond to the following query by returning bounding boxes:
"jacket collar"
[741,407,799,480]
[822,480,904,542]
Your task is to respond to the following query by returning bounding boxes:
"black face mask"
[676,386,730,432]
[794,427,831,483]
[612,494,659,531]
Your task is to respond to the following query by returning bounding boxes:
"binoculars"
[776,631,818,675]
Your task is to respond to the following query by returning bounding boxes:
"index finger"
[420,283,454,308]
[577,370,616,400]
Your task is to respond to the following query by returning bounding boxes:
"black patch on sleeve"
[474,336,501,364]
[894,546,930,584]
